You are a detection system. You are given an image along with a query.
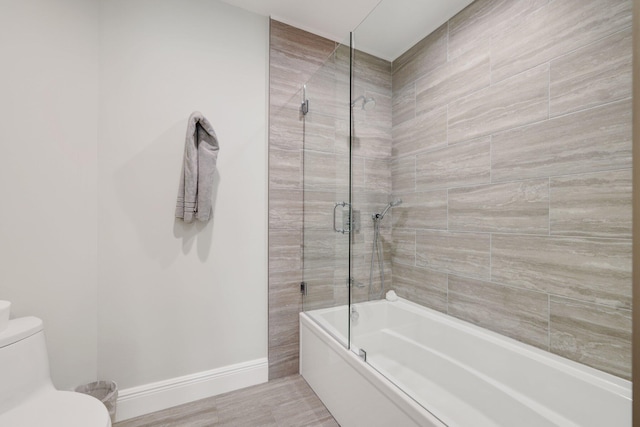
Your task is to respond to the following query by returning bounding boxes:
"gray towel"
[175,112,219,223]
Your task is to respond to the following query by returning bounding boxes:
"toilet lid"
[0,390,111,427]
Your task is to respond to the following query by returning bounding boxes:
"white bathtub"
[300,298,631,427]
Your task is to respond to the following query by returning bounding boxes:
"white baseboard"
[115,358,268,422]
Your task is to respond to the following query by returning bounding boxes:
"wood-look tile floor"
[113,375,339,427]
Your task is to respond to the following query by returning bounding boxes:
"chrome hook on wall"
[301,84,309,115]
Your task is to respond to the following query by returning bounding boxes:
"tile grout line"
[394,95,630,163]
[427,264,629,311]
[548,96,631,121]
[397,226,632,241]
[407,166,632,200]
[546,24,633,71]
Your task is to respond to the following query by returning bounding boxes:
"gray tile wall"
[268,20,336,380]
[270,0,632,382]
[300,43,352,312]
[390,0,632,379]
[268,21,392,379]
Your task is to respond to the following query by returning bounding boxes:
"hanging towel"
[175,111,219,223]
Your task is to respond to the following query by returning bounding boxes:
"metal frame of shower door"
[347,31,354,352]
[631,0,639,423]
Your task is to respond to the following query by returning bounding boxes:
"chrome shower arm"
[375,199,402,221]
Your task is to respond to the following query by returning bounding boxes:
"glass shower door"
[301,39,352,348]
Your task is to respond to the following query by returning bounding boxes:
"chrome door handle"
[333,202,349,234]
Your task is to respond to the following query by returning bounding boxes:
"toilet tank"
[0,317,54,414]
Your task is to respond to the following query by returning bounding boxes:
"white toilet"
[0,313,111,427]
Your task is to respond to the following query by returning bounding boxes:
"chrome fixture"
[333,201,350,234]
[373,199,402,221]
[351,305,360,322]
[301,84,309,115]
[369,199,402,300]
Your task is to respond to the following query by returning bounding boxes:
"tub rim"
[302,297,631,427]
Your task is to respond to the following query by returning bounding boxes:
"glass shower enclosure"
[299,0,633,423]
[300,36,353,346]
[301,30,395,357]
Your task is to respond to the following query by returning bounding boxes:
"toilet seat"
[0,389,111,427]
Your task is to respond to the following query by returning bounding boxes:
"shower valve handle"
[333,201,350,234]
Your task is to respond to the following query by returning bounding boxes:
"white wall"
[0,0,267,396]
[97,0,268,389]
[0,0,99,390]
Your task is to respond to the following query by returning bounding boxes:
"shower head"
[362,97,376,111]
[351,95,376,111]
[374,199,403,221]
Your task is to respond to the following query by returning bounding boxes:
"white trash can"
[75,380,118,423]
